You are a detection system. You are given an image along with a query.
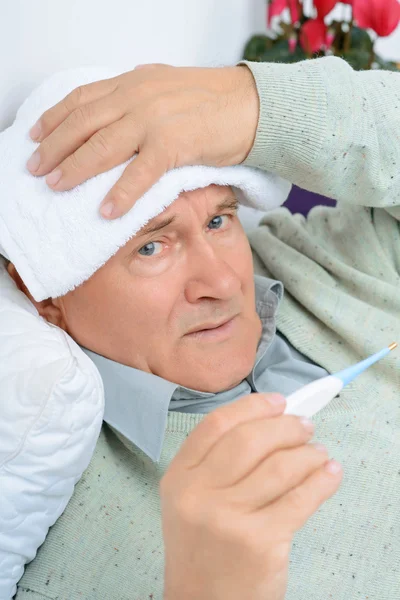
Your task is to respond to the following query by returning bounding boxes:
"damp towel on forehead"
[0,65,292,302]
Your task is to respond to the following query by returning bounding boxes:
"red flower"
[313,0,338,18]
[353,0,400,37]
[267,0,300,27]
[300,18,328,53]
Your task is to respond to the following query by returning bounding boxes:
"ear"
[7,262,68,331]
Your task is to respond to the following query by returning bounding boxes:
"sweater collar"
[81,274,282,463]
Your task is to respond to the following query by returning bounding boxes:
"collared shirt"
[81,275,328,462]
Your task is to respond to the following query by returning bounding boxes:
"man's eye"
[208,215,229,230]
[138,241,163,256]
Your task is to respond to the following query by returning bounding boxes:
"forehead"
[165,183,235,212]
[139,184,236,232]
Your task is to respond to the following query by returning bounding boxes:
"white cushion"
[0,257,104,599]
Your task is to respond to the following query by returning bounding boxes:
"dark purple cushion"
[283,185,336,216]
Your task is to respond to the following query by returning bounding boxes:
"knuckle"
[87,130,110,163]
[111,184,131,206]
[268,452,292,483]
[232,425,260,455]
[287,485,306,513]
[204,409,229,437]
[73,104,93,129]
[66,150,83,173]
[250,392,275,411]
[37,108,51,132]
[64,85,86,111]
[132,159,150,180]
[174,487,203,524]
[63,105,92,135]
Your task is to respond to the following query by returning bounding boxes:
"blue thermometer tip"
[334,342,397,387]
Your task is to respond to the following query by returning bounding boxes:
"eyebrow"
[135,195,239,238]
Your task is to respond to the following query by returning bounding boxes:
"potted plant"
[243,0,400,215]
[244,0,400,71]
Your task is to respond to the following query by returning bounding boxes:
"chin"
[204,368,253,393]
[186,351,257,394]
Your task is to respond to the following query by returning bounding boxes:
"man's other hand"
[160,392,343,600]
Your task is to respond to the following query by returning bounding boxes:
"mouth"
[185,315,238,342]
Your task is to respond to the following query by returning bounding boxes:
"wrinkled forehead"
[138,184,236,230]
[156,183,236,211]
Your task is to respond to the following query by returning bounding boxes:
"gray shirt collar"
[81,275,283,463]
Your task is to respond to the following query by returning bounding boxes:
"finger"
[169,393,287,471]
[232,443,330,510]
[201,414,314,486]
[29,76,118,142]
[42,112,139,191]
[264,459,343,533]
[27,93,123,179]
[99,145,170,219]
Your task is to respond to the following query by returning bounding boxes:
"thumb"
[99,147,168,219]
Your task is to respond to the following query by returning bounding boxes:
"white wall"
[375,28,400,63]
[0,0,398,132]
[0,0,265,131]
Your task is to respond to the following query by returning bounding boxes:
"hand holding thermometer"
[284,342,398,418]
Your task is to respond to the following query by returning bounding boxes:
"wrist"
[232,64,260,164]
[215,65,259,166]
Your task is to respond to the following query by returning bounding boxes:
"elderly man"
[7,56,400,600]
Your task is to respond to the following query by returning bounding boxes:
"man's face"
[51,184,262,392]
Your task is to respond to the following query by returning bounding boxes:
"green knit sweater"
[16,57,400,600]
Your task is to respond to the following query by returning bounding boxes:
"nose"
[184,237,241,303]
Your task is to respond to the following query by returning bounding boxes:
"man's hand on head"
[26,63,259,220]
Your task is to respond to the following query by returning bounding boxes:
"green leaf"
[243,36,307,63]
[341,49,371,70]
[243,35,273,62]
[373,55,399,71]
[242,30,398,72]
[349,26,373,52]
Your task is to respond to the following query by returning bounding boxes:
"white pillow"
[0,257,104,599]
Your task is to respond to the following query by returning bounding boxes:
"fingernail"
[269,394,286,405]
[300,416,314,434]
[101,202,114,218]
[312,443,327,453]
[46,169,62,187]
[29,121,42,140]
[26,150,40,173]
[324,459,342,475]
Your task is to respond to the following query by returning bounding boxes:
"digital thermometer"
[284,342,397,418]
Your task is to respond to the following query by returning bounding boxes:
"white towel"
[0,66,292,302]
